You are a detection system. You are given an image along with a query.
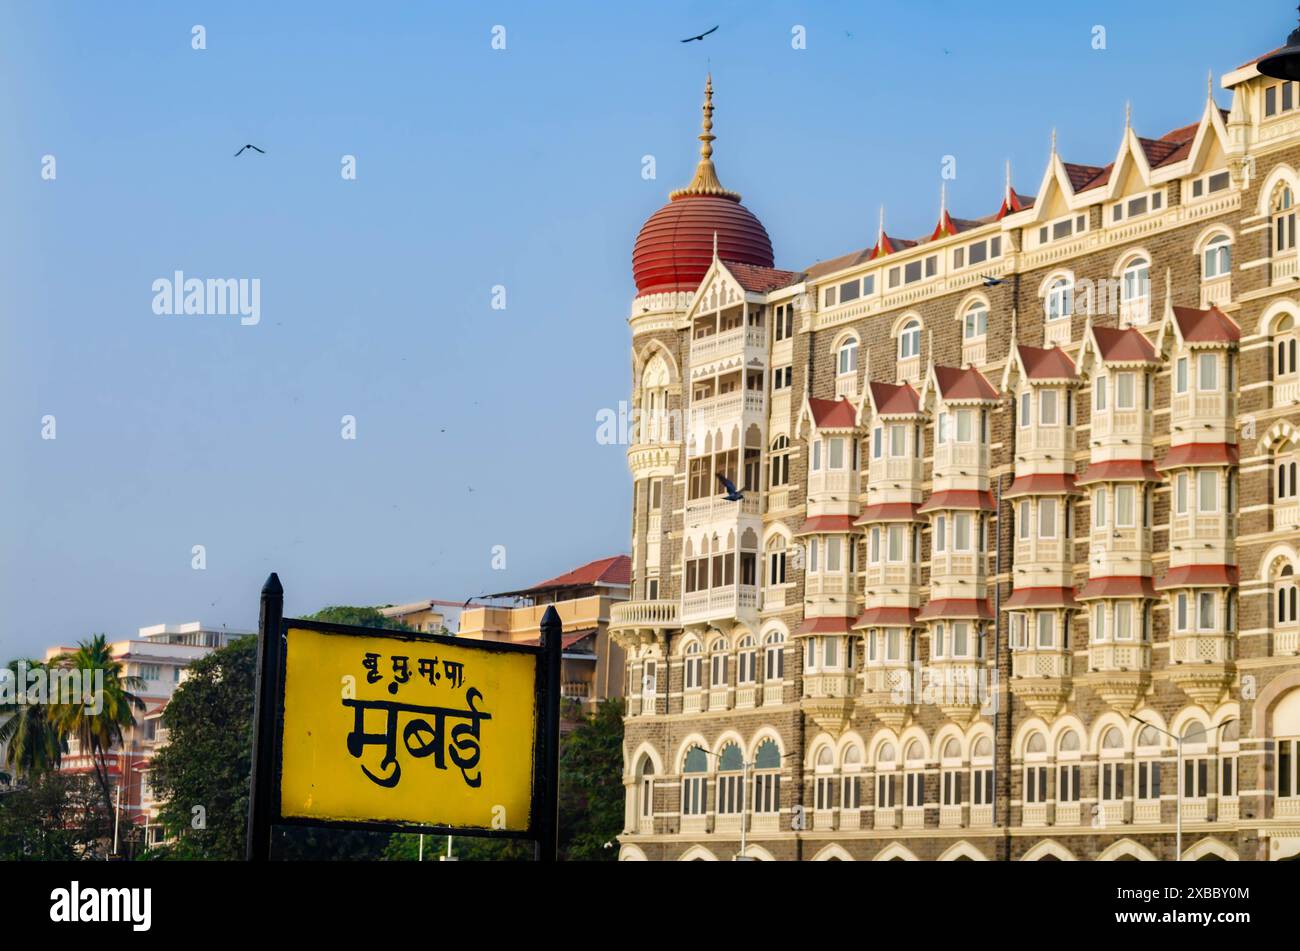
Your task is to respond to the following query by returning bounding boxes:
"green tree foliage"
[306,606,413,631]
[49,635,145,819]
[0,659,67,778]
[148,636,257,860]
[0,772,111,860]
[558,698,624,861]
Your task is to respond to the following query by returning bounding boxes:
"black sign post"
[245,574,562,862]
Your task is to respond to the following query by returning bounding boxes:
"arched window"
[1275,184,1296,254]
[1277,564,1298,626]
[899,320,922,359]
[1046,277,1074,322]
[681,748,708,815]
[875,742,897,809]
[837,337,859,376]
[903,741,926,809]
[963,303,988,340]
[763,631,785,681]
[766,535,787,587]
[841,746,863,810]
[737,635,757,685]
[1277,689,1300,801]
[683,641,702,691]
[1203,234,1232,280]
[1276,452,1298,502]
[637,757,655,820]
[1183,723,1211,800]
[814,746,835,810]
[1058,729,1082,803]
[972,736,994,809]
[769,435,791,488]
[640,354,673,442]
[717,743,744,814]
[1121,256,1150,322]
[1100,727,1126,803]
[940,738,964,807]
[709,638,728,688]
[753,739,781,814]
[1275,314,1298,378]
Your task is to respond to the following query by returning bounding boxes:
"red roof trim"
[869,381,922,416]
[916,598,994,621]
[797,615,856,635]
[1155,564,1239,590]
[1091,326,1159,364]
[524,554,631,592]
[1172,305,1241,344]
[853,607,920,628]
[1076,575,1157,600]
[1075,459,1162,486]
[1004,473,1081,498]
[808,397,858,430]
[855,502,924,524]
[933,365,999,402]
[918,490,996,513]
[1004,587,1079,609]
[1158,442,1239,471]
[797,514,858,536]
[1018,344,1078,381]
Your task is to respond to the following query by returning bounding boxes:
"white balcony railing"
[610,599,679,630]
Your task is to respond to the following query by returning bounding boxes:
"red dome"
[632,194,774,296]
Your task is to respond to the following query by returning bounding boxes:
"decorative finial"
[1050,127,1057,157]
[1011,306,1019,343]
[670,73,741,200]
[1207,69,1215,102]
[878,205,885,244]
[1125,100,1132,131]
[713,230,719,261]
[940,181,947,217]
[1005,159,1012,204]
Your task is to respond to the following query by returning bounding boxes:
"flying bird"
[681,25,719,43]
[234,144,265,157]
[716,473,744,501]
[981,274,1004,287]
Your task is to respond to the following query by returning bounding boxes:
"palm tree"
[49,636,145,820]
[0,658,67,779]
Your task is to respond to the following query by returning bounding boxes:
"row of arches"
[619,836,1239,861]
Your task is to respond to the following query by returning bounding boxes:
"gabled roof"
[932,365,999,402]
[1171,305,1241,344]
[522,555,631,593]
[867,381,921,416]
[1091,325,1159,363]
[807,396,858,430]
[722,260,803,293]
[804,247,871,281]
[1017,344,1078,381]
[1064,162,1108,192]
[868,231,917,260]
[996,188,1034,219]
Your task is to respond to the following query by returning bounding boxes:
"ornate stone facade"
[613,51,1300,861]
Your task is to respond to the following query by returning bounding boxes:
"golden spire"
[671,74,741,200]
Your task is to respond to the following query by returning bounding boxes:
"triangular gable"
[1102,126,1154,201]
[682,258,748,322]
[1182,97,1232,177]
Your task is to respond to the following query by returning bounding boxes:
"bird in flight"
[716,473,744,501]
[981,274,1004,287]
[234,144,265,157]
[681,25,718,43]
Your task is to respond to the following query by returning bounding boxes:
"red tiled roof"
[1064,162,1108,192]
[1005,587,1079,609]
[1172,305,1241,344]
[1158,442,1239,471]
[804,247,871,281]
[869,381,922,416]
[797,615,856,635]
[1004,473,1081,498]
[1092,326,1159,363]
[933,365,999,402]
[918,489,996,513]
[723,260,803,293]
[1018,344,1078,380]
[797,514,858,536]
[853,607,919,628]
[855,502,923,524]
[1155,564,1239,590]
[1076,575,1157,601]
[1138,136,1186,168]
[1075,459,1161,485]
[916,598,994,621]
[996,189,1034,220]
[808,396,858,430]
[868,231,917,260]
[525,555,631,592]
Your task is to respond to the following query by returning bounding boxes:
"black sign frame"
[245,573,561,860]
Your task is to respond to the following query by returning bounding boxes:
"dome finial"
[671,73,741,200]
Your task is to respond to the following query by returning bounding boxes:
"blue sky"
[0,2,1285,655]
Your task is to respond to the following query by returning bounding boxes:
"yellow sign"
[278,626,538,833]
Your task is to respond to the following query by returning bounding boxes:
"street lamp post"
[1258,6,1300,81]
[688,744,797,861]
[1129,716,1236,861]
